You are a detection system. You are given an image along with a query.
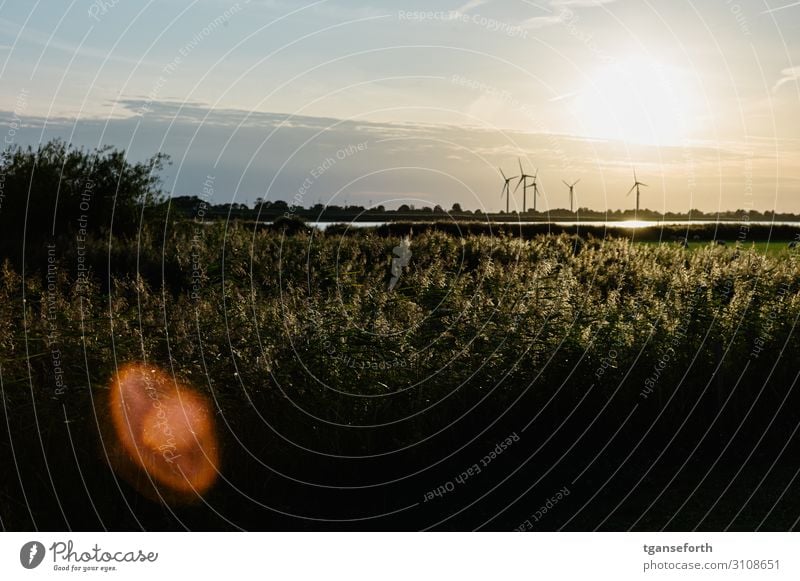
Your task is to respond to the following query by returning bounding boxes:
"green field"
[639,240,798,257]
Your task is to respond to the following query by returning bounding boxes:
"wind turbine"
[626,169,648,216]
[562,179,580,213]
[514,158,538,213]
[499,167,518,213]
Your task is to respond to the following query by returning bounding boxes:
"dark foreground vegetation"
[2,223,800,531]
[2,141,800,531]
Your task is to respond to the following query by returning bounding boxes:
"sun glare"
[570,58,699,146]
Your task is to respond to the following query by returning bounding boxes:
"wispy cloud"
[551,0,617,6]
[455,0,491,13]
[521,0,618,29]
[548,91,580,102]
[0,17,157,67]
[522,13,567,29]
[773,66,800,93]
[762,1,800,14]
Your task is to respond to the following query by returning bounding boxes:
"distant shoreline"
[298,216,800,224]
[184,209,800,225]
[221,219,800,243]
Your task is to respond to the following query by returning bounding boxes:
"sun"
[569,58,700,146]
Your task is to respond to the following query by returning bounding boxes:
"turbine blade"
[518,158,524,175]
[626,184,636,196]
[499,168,507,180]
[514,178,523,193]
[562,180,570,187]
[573,179,581,186]
[640,182,649,187]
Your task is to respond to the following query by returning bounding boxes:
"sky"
[0,0,798,212]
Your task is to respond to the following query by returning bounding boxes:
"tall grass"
[2,223,800,530]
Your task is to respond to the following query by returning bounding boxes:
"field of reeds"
[2,222,800,531]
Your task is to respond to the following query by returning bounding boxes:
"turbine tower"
[562,179,580,213]
[499,167,518,213]
[514,158,538,214]
[626,169,648,216]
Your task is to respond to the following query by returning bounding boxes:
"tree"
[451,203,462,213]
[169,195,202,214]
[0,140,167,244]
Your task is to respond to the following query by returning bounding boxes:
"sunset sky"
[1,0,798,212]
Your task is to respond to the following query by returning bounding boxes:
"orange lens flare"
[107,363,220,503]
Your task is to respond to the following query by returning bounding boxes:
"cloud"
[773,66,800,93]
[1,99,793,212]
[0,17,158,67]
[762,1,800,14]
[520,0,617,29]
[551,0,617,6]
[548,91,580,102]
[455,0,491,13]
[522,13,568,29]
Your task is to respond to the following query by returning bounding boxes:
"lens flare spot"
[107,363,220,503]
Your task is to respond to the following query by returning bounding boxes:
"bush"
[0,139,167,261]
